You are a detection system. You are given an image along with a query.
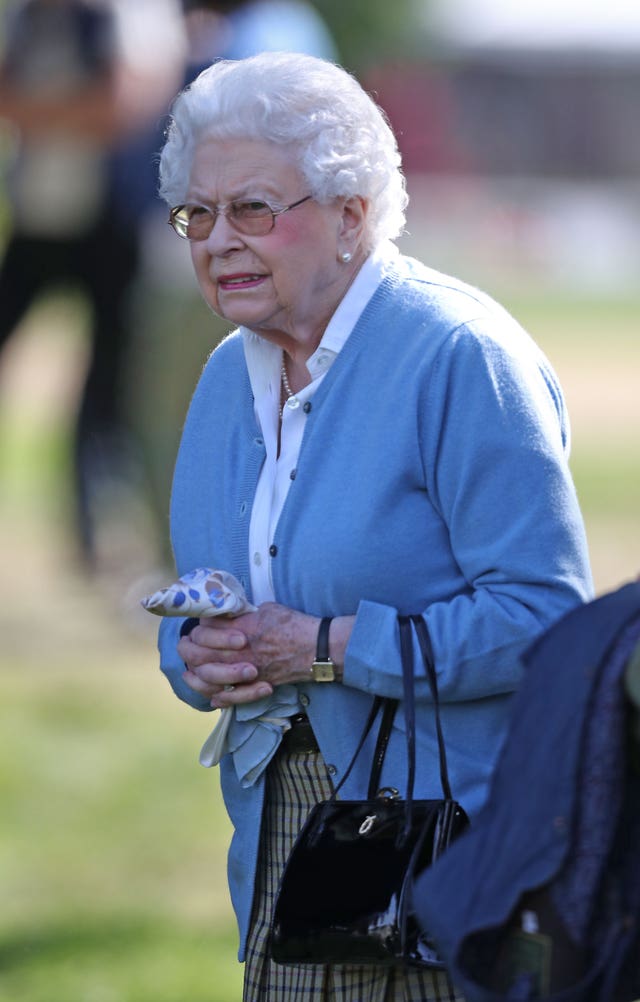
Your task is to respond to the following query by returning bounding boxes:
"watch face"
[312,662,336,682]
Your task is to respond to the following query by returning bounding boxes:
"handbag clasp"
[376,786,401,800]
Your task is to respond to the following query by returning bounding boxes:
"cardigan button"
[327,764,337,777]
[303,401,312,414]
[269,544,278,557]
[289,468,297,480]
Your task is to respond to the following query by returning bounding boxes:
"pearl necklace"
[280,355,300,418]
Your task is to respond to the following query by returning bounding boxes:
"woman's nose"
[204,211,245,254]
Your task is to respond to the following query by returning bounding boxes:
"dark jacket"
[412,580,640,1001]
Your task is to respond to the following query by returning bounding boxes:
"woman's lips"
[218,273,266,290]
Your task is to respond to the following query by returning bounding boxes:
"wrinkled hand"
[178,602,318,707]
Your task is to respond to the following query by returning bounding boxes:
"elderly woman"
[156,52,593,1002]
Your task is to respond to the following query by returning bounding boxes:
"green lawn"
[0,291,637,1000]
[0,919,241,1002]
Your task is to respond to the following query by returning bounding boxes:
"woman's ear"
[338,196,368,258]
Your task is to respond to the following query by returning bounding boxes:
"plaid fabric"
[242,746,464,1002]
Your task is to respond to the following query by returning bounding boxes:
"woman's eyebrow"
[184,185,277,205]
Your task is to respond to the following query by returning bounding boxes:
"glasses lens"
[229,200,274,235]
[170,205,215,240]
[170,207,189,238]
[186,205,216,240]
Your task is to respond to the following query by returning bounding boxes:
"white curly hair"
[158,52,408,250]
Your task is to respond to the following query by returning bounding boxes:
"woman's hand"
[177,602,320,707]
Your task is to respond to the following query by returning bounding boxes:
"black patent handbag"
[270,614,470,968]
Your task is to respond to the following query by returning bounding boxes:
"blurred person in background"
[181,0,337,68]
[156,52,593,1000]
[0,0,184,569]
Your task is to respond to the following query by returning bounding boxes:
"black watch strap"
[316,617,332,661]
[311,617,336,681]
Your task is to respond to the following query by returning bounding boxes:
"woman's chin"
[214,294,271,331]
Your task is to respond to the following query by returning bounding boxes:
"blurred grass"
[0,921,240,1002]
[0,288,638,1000]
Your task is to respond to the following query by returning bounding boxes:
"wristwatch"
[311,617,336,682]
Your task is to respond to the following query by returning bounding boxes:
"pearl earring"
[340,251,352,263]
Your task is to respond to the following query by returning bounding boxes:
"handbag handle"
[330,697,396,797]
[396,615,454,841]
[409,614,453,801]
[331,614,453,807]
[366,697,399,799]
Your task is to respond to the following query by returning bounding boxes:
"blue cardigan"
[158,254,593,958]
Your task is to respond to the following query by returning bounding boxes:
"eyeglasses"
[168,195,312,241]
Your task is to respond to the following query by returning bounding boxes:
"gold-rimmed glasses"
[168,195,312,240]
